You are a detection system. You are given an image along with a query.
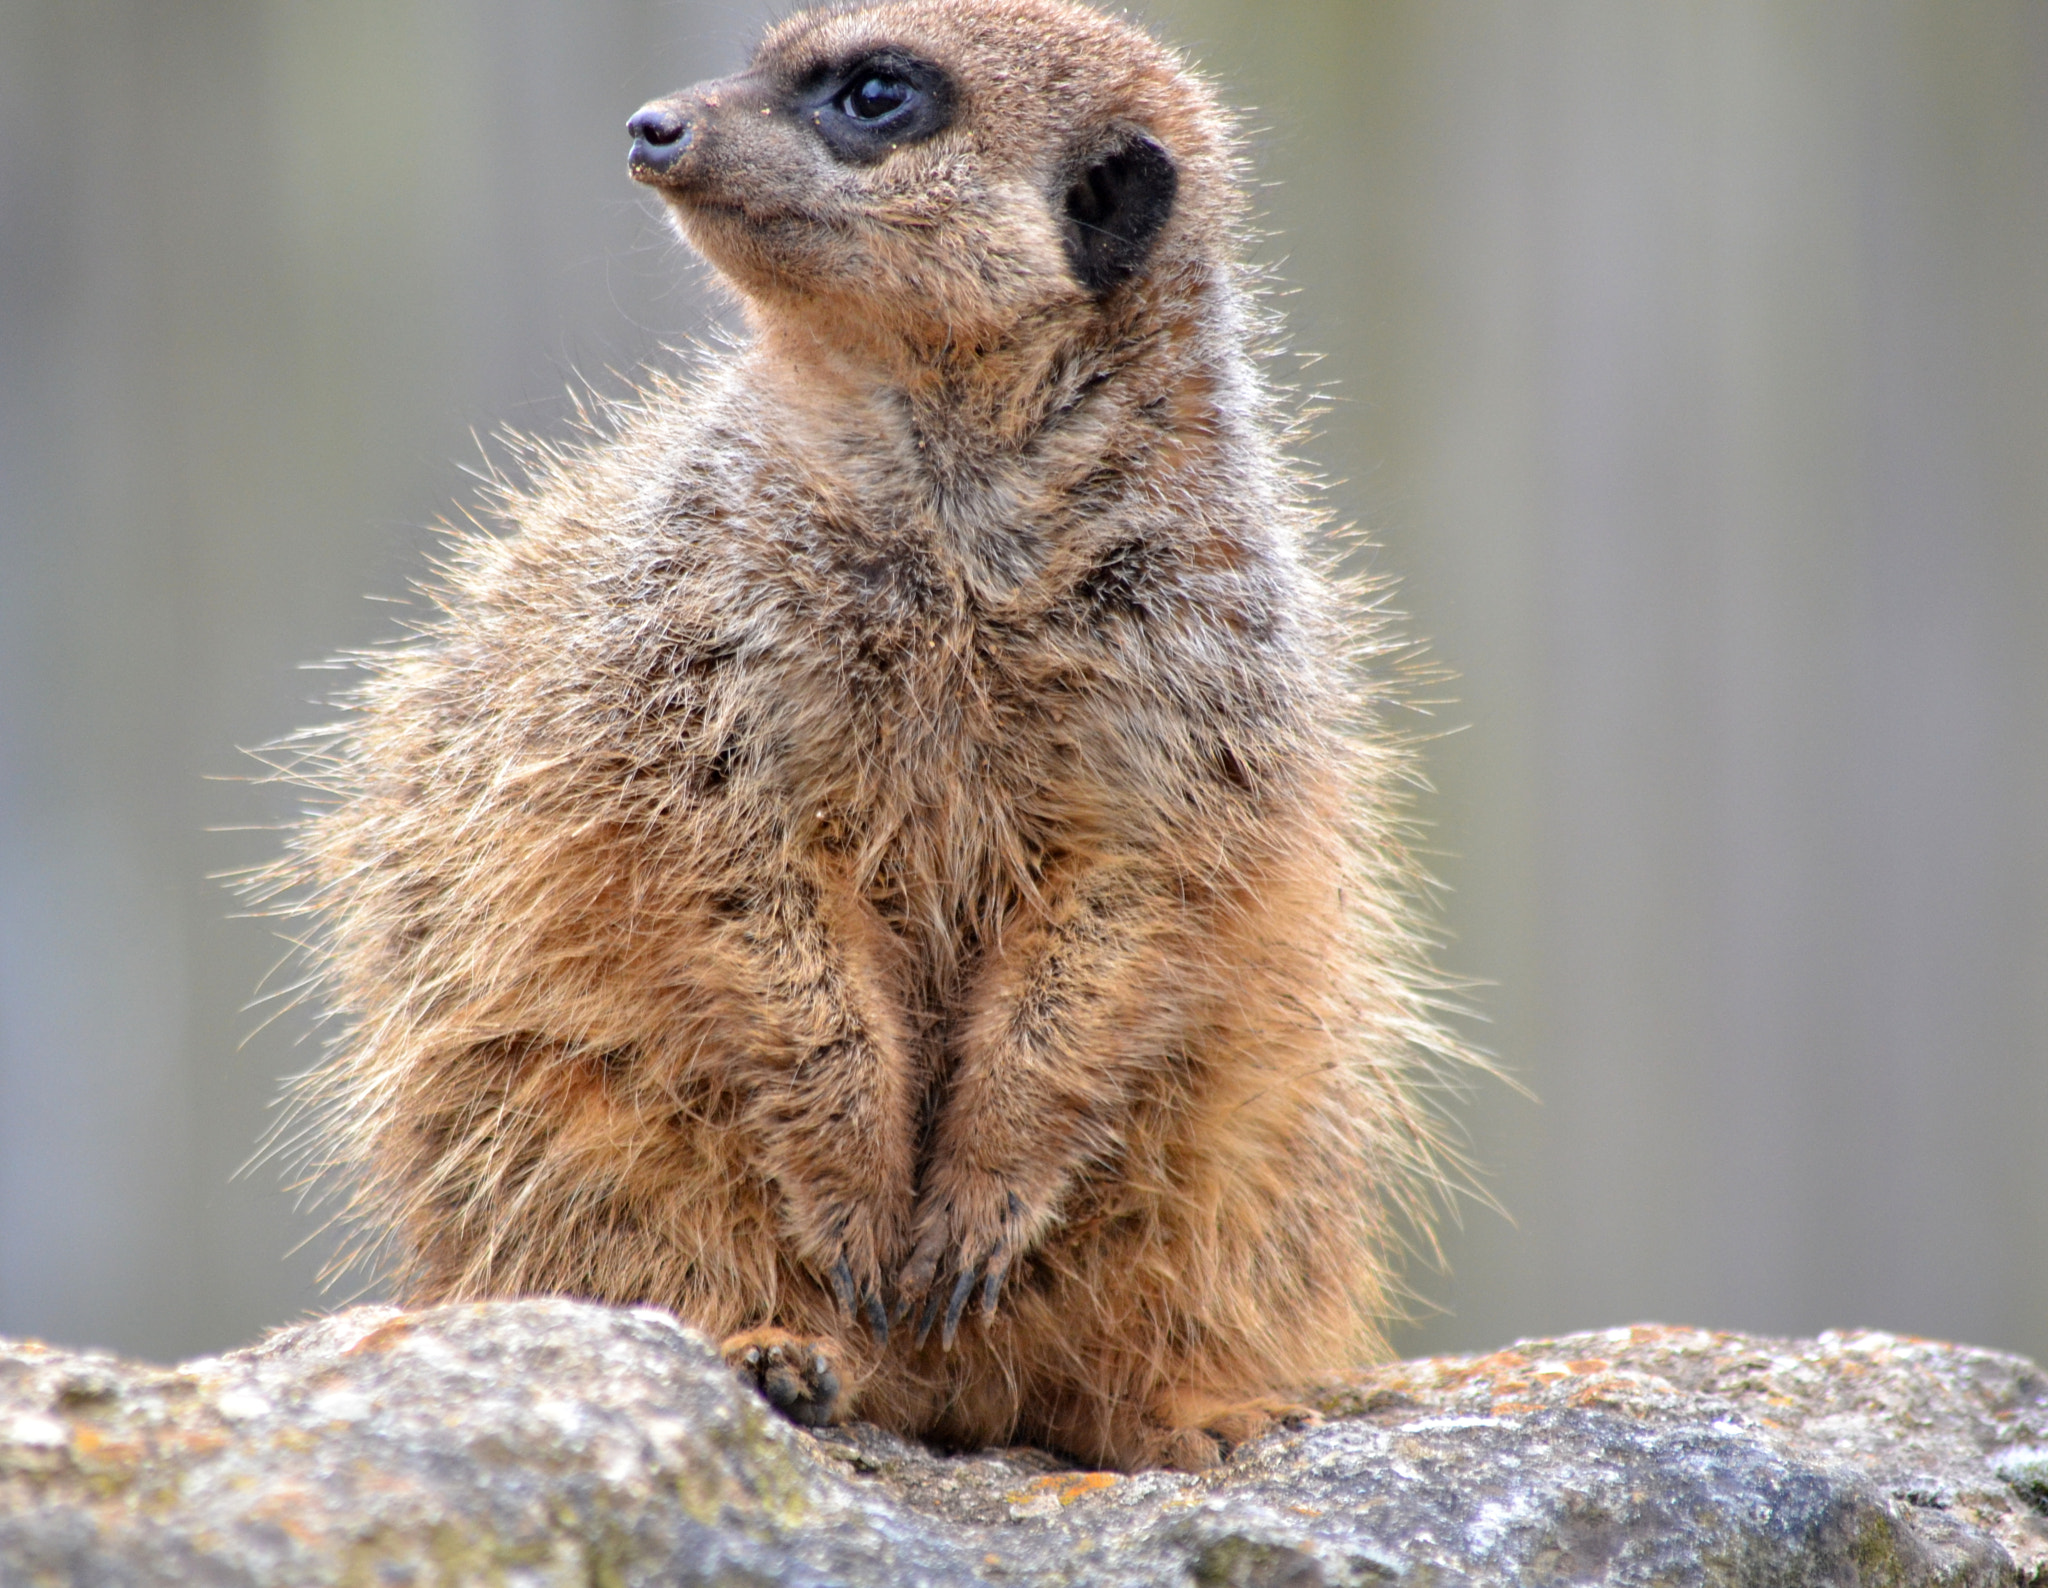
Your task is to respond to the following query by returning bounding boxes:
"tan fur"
[251,0,1475,1472]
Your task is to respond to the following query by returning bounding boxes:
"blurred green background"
[2,1,2044,1368]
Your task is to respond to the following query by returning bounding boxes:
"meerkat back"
[269,0,1471,1473]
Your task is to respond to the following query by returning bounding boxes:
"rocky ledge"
[4,1300,2047,1586]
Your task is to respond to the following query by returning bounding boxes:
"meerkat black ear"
[1062,133,1178,297]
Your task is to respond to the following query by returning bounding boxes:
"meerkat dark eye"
[804,51,955,164]
[842,74,915,123]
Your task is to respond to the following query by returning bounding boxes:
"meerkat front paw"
[722,1328,843,1428]
[895,1180,1042,1348]
[784,1191,908,1345]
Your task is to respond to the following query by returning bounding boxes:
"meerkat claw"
[829,1257,857,1315]
[940,1267,978,1350]
[979,1220,1017,1317]
[914,1282,947,1347]
[895,1226,945,1326]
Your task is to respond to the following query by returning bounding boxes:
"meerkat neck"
[744,289,1234,499]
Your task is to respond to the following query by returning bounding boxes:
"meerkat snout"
[626,101,693,175]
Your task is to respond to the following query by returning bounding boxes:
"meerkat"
[258,0,1472,1473]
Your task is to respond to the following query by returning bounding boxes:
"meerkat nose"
[627,100,694,176]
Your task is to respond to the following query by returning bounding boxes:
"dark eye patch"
[799,49,955,164]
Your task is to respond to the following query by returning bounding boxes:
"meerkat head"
[627,0,1236,357]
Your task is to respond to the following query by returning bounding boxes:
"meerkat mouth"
[666,193,855,254]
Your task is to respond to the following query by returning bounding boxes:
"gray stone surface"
[3,1299,2046,1585]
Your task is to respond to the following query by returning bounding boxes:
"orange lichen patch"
[1612,1325,1718,1350]
[1564,1370,1680,1407]
[346,1318,417,1356]
[1455,1350,1533,1383]
[1489,1401,1542,1416]
[70,1427,147,1468]
[247,1488,329,1545]
[1310,1333,1812,1423]
[348,1457,430,1497]
[1004,1471,1121,1506]
[173,1431,230,1460]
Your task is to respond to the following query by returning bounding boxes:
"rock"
[3,1301,2046,1585]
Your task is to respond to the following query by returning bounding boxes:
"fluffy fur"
[252,0,1473,1472]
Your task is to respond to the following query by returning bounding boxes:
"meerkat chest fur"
[623,327,1310,977]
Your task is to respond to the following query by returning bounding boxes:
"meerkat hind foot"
[1150,1398,1322,1472]
[722,1327,842,1429]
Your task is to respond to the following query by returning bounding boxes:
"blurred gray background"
[1,1,2043,1368]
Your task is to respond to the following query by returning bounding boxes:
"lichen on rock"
[3,1300,2045,1585]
